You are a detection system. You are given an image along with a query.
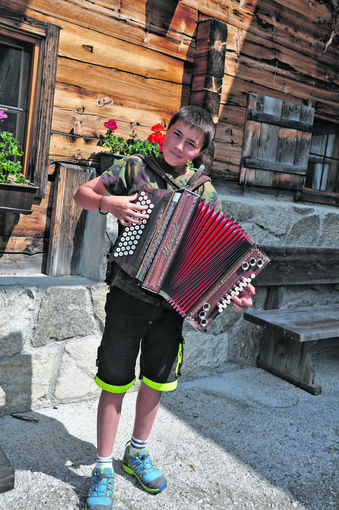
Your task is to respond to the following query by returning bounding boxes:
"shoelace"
[89,471,114,496]
[130,454,155,475]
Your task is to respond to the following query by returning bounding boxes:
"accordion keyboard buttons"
[112,190,153,258]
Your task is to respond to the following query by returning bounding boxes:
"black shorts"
[96,287,184,393]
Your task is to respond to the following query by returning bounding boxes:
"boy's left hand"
[232,283,255,312]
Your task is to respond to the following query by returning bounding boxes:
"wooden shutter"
[240,94,315,190]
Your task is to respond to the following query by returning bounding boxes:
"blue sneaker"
[122,442,167,493]
[85,467,115,510]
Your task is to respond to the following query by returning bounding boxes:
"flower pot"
[0,182,39,214]
[99,153,124,174]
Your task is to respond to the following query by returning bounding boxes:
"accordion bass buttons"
[197,303,211,327]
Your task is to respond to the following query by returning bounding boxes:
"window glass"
[0,37,32,151]
[307,120,339,193]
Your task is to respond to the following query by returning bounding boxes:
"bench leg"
[257,328,322,395]
[0,444,15,493]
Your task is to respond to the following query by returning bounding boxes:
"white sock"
[129,436,148,454]
[96,454,113,470]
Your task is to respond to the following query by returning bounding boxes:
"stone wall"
[0,185,338,414]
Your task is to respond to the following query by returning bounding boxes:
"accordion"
[111,188,270,331]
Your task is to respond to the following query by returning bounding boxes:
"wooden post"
[257,328,322,395]
[190,16,227,173]
[46,163,96,276]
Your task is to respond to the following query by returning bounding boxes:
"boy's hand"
[104,193,148,226]
[232,283,255,312]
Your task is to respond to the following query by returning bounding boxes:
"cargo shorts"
[96,287,184,393]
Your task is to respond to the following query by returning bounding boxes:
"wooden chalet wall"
[212,0,339,180]
[1,0,338,273]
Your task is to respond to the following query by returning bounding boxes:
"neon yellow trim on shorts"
[95,375,135,393]
[142,376,178,392]
[175,342,183,376]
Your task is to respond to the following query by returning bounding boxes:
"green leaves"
[0,131,27,184]
[97,120,162,158]
[97,132,161,158]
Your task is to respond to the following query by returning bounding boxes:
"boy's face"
[162,120,204,170]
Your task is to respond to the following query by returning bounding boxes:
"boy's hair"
[167,106,215,152]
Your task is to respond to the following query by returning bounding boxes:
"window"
[0,7,60,196]
[306,120,339,193]
[0,31,39,173]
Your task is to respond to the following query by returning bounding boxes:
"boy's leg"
[97,389,125,457]
[86,390,124,510]
[132,381,162,440]
[122,382,167,493]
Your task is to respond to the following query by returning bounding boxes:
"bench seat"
[244,304,339,395]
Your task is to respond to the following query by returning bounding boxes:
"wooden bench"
[0,387,15,493]
[244,246,339,395]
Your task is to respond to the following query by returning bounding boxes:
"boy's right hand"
[103,193,148,227]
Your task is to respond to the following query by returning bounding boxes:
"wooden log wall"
[1,0,338,271]
[1,0,199,269]
[211,0,339,180]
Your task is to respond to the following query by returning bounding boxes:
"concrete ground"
[0,347,338,510]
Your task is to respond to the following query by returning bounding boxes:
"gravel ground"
[0,347,338,510]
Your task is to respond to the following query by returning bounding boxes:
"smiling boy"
[73,106,254,509]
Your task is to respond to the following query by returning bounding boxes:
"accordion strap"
[141,154,211,192]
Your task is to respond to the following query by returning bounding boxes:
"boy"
[73,106,254,510]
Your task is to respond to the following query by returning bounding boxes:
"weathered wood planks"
[46,164,96,276]
[255,246,339,287]
[0,445,14,494]
[245,305,339,343]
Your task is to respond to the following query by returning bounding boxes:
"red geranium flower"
[151,124,164,132]
[104,119,118,131]
[147,131,165,151]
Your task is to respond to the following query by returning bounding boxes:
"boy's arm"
[73,176,147,227]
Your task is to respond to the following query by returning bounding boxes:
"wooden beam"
[255,245,339,286]
[190,16,227,172]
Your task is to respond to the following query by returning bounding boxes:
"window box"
[0,181,38,214]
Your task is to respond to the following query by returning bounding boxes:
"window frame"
[0,7,60,198]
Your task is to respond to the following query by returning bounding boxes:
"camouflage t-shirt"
[101,155,222,305]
